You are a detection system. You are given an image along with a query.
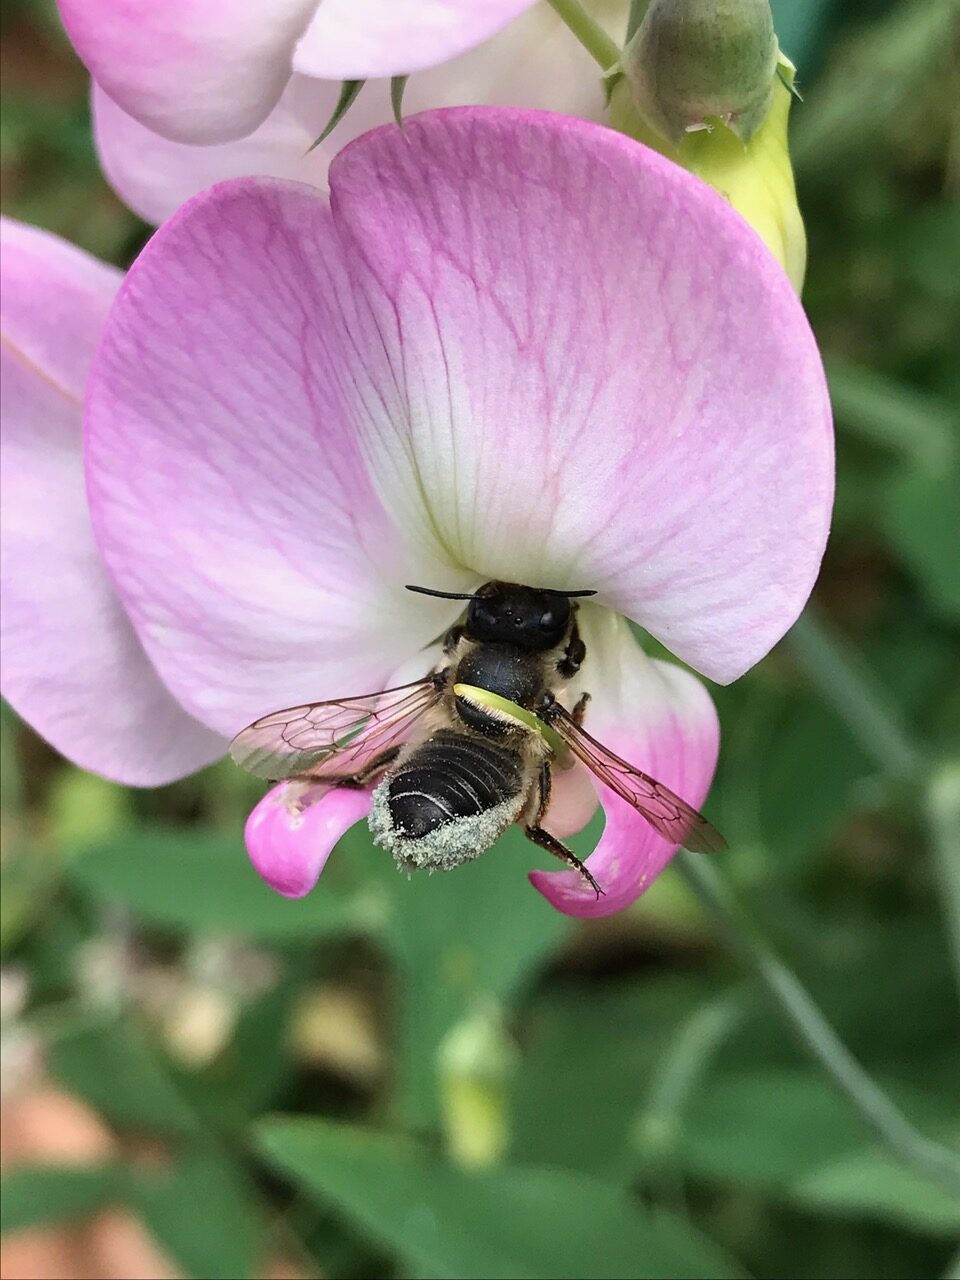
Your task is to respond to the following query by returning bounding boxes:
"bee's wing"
[547,702,727,854]
[229,676,443,781]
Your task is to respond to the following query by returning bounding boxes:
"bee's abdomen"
[387,730,523,839]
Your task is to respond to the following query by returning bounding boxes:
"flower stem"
[675,851,960,1197]
[546,0,622,70]
[787,608,926,781]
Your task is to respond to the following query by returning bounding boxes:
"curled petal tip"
[244,780,370,898]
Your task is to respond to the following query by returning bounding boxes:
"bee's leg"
[523,823,605,900]
[442,623,466,655]
[523,761,603,897]
[538,688,591,727]
[310,745,401,790]
[557,615,586,678]
[570,692,590,726]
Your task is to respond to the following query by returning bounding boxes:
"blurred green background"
[1,1,958,1277]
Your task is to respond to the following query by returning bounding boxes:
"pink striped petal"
[0,218,223,785]
[84,181,460,740]
[328,109,833,684]
[530,611,719,917]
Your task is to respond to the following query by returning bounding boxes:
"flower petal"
[84,181,459,739]
[245,780,370,897]
[530,609,719,918]
[544,761,600,840]
[0,218,224,785]
[57,0,319,143]
[94,3,620,228]
[294,0,536,80]
[328,109,834,684]
[91,78,324,227]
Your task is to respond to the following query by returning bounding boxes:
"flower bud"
[610,52,806,291]
[623,0,779,145]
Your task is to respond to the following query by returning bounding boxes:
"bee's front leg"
[442,623,466,654]
[522,760,604,899]
[557,614,585,678]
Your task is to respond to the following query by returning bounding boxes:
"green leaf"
[133,1149,262,1280]
[511,976,712,1180]
[826,357,956,472]
[674,1068,960,1236]
[67,828,368,940]
[256,1117,743,1280]
[308,79,365,150]
[0,1164,124,1233]
[390,75,409,128]
[883,464,960,620]
[48,1018,200,1136]
[792,0,956,175]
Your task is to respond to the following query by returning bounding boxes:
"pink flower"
[0,110,833,915]
[80,3,626,226]
[59,0,595,146]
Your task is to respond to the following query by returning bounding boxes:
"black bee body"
[231,580,725,901]
[383,728,525,842]
[368,582,582,874]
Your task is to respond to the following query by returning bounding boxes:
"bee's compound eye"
[538,610,558,631]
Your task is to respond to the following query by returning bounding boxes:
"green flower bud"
[623,0,779,145]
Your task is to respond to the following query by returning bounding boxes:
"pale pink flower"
[0,110,833,915]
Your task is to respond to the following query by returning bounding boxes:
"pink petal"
[545,761,600,840]
[94,3,619,228]
[91,77,326,228]
[294,0,537,80]
[328,109,834,684]
[0,218,224,785]
[84,181,458,739]
[530,610,719,918]
[245,780,370,897]
[57,0,319,144]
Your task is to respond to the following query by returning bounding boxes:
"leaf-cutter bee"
[230,581,725,897]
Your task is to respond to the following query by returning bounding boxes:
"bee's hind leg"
[523,824,604,899]
[523,761,604,899]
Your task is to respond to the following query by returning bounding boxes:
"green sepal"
[626,0,652,43]
[307,79,365,152]
[452,684,567,759]
[390,76,409,128]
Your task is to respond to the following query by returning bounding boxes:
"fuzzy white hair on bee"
[368,781,523,873]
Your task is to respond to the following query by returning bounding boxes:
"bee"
[230,581,725,897]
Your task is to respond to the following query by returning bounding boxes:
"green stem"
[675,852,960,1197]
[546,0,621,69]
[787,608,926,780]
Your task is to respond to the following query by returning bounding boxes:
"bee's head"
[405,581,596,652]
[463,582,569,650]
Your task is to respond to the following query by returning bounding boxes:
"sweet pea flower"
[58,0,616,146]
[2,110,833,916]
[85,2,627,226]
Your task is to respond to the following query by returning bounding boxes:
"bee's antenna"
[554,589,597,598]
[405,584,479,600]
